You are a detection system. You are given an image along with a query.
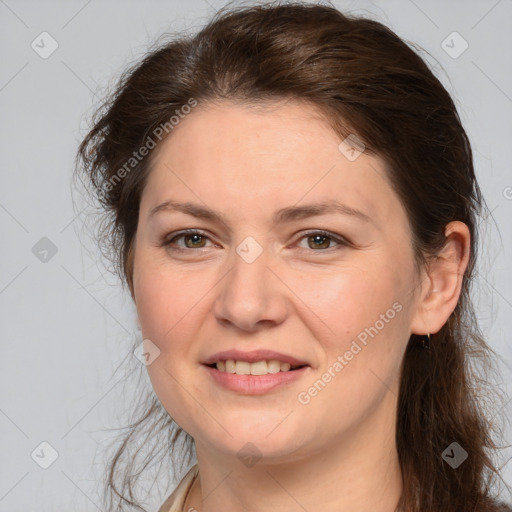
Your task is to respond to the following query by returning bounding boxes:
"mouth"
[204,360,308,376]
[201,349,311,393]
[202,351,311,394]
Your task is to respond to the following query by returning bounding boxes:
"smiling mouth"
[205,360,308,376]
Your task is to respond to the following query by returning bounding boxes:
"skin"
[131,99,470,512]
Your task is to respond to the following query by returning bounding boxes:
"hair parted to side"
[75,1,511,511]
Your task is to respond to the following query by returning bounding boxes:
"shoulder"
[158,464,199,512]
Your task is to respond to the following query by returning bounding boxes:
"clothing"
[158,464,199,512]
[157,465,512,512]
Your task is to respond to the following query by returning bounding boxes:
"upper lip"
[202,349,309,367]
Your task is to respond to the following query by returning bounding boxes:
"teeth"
[215,359,299,375]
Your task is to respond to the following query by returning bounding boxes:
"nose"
[212,244,289,332]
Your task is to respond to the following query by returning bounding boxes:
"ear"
[126,238,137,304]
[410,221,471,336]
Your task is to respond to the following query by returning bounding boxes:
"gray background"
[1,0,511,510]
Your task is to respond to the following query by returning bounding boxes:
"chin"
[199,421,308,463]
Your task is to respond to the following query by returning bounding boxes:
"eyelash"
[161,229,349,253]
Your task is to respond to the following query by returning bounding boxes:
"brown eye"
[182,233,207,248]
[297,230,348,251]
[162,230,213,250]
[306,234,332,250]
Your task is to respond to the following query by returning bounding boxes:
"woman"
[75,2,511,511]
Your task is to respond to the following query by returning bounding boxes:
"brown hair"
[75,2,511,511]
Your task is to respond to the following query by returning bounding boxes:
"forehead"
[141,100,403,230]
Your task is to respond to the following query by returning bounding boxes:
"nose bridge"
[213,236,287,329]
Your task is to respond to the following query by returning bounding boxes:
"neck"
[185,395,402,512]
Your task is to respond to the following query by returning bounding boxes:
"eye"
[295,230,349,251]
[162,229,213,250]
[161,229,349,252]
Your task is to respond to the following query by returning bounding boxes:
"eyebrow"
[148,199,374,227]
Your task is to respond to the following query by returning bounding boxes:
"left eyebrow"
[147,199,374,227]
[272,200,374,226]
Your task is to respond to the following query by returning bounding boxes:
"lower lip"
[203,364,310,394]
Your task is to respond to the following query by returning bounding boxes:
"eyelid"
[162,229,215,248]
[295,229,350,251]
[162,228,350,252]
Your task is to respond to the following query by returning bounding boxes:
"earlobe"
[410,221,471,336]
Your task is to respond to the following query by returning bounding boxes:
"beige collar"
[158,464,199,512]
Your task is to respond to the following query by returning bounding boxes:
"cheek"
[134,257,197,343]
[286,262,401,351]
[296,267,409,422]
[134,263,208,431]
[134,270,170,341]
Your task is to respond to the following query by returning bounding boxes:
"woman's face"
[132,100,424,463]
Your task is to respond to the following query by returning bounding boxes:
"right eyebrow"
[148,199,374,227]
